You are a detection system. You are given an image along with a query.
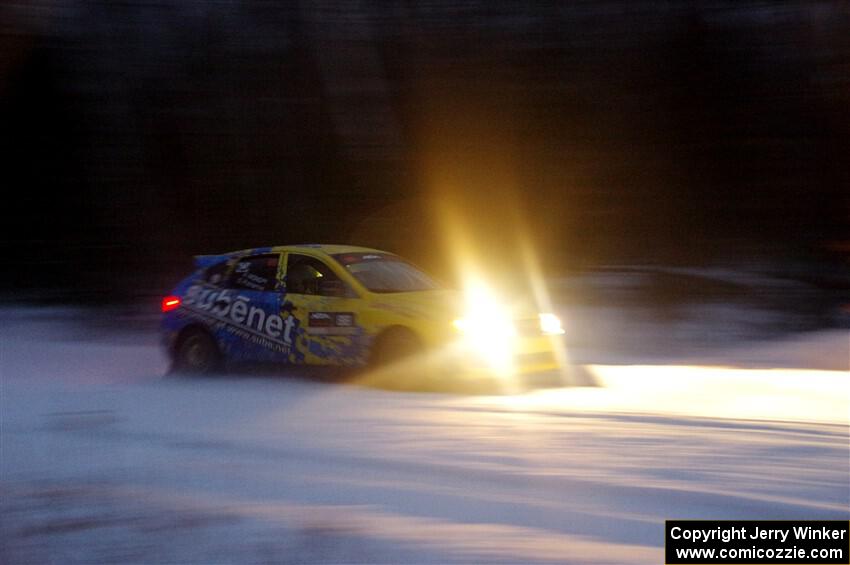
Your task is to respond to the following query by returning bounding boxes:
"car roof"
[215,244,387,256]
[194,244,393,270]
[275,244,390,255]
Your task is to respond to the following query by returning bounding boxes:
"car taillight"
[162,295,181,312]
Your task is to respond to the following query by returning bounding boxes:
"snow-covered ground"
[1,307,848,564]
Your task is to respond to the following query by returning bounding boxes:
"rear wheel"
[172,329,221,375]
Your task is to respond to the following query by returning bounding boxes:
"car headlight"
[538,312,564,335]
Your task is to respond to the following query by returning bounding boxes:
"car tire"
[172,329,221,375]
[367,328,434,390]
[370,327,421,368]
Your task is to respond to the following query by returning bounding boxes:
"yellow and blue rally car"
[161,244,565,385]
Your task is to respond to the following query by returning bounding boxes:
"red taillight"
[162,295,181,312]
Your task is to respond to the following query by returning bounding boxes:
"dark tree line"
[1,1,848,299]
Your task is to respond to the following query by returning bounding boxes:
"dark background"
[1,1,848,300]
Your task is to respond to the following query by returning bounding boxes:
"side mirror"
[317,279,347,297]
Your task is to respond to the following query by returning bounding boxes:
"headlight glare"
[452,313,515,373]
[539,312,565,335]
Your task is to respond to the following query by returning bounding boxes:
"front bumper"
[446,333,565,377]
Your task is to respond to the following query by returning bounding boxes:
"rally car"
[161,244,566,386]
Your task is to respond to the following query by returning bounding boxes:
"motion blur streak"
[483,365,850,425]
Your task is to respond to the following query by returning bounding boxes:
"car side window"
[228,254,280,292]
[285,254,350,297]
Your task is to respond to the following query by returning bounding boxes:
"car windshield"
[332,252,440,293]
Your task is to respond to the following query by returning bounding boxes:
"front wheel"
[172,329,221,375]
[370,328,422,367]
[367,328,433,390]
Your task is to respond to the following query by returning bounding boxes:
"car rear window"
[228,254,280,292]
[203,260,230,285]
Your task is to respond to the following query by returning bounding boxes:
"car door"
[282,252,367,365]
[212,252,297,363]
